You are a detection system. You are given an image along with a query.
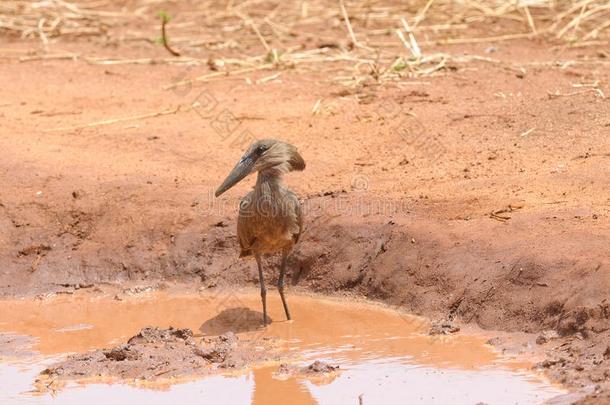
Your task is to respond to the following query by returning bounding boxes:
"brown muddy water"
[0,289,565,404]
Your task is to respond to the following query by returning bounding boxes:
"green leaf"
[157,11,171,23]
[393,60,407,71]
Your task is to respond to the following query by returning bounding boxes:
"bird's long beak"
[215,157,254,197]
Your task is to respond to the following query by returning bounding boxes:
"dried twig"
[163,64,274,90]
[401,18,422,58]
[520,127,535,137]
[490,204,523,222]
[45,106,184,132]
[521,5,538,35]
[547,88,605,99]
[339,0,359,47]
[19,53,78,62]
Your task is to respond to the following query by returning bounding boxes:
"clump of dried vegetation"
[1,0,608,86]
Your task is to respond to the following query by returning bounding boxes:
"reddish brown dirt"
[1,2,609,402]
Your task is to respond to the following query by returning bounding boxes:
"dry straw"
[2,0,608,88]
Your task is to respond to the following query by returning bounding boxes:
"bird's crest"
[250,139,305,174]
[215,139,305,196]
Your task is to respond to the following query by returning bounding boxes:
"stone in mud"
[127,326,193,344]
[486,337,503,346]
[104,345,138,361]
[537,358,565,369]
[428,322,460,335]
[536,330,560,345]
[277,360,339,377]
[302,360,339,374]
[195,332,238,364]
[277,363,291,375]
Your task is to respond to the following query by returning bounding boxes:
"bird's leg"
[278,251,292,320]
[255,254,268,325]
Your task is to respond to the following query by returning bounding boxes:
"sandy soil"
[0,1,609,402]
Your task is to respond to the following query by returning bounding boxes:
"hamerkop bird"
[215,139,305,325]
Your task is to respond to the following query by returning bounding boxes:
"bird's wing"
[285,190,303,243]
[237,192,256,257]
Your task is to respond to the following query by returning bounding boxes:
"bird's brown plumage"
[214,139,305,324]
[237,181,302,257]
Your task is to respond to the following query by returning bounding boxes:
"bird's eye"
[255,145,267,155]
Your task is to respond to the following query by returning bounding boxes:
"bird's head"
[215,139,305,197]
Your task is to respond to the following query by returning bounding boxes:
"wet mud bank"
[0,291,566,404]
[39,328,278,386]
[0,193,608,402]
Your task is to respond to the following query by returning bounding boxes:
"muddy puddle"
[0,289,565,404]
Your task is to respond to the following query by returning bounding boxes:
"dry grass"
[1,0,609,86]
[0,0,128,40]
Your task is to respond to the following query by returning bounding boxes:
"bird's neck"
[254,170,283,197]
